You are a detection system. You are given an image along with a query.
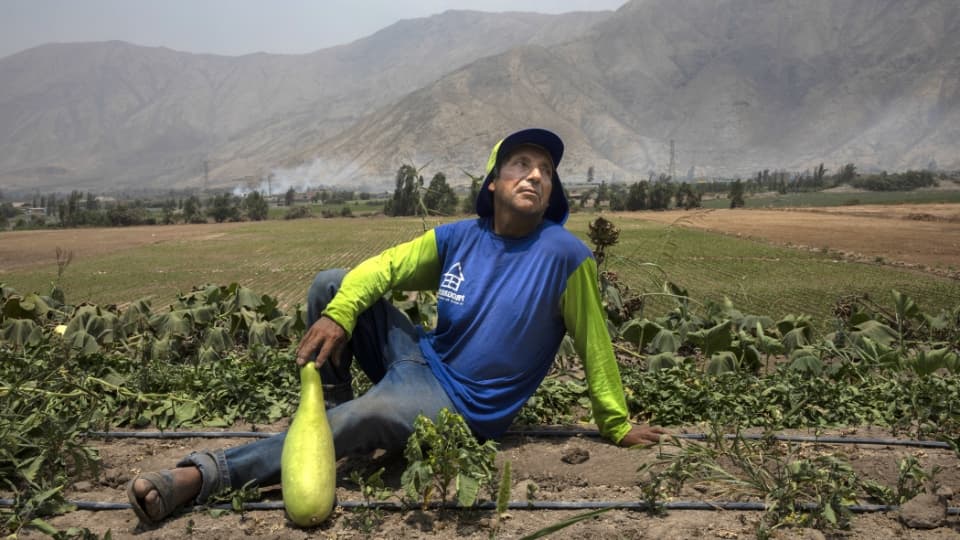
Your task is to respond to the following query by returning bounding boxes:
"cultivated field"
[3,205,960,539]
[2,207,959,327]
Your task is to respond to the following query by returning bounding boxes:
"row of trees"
[696,164,941,196]
[384,165,462,217]
[1,186,371,230]
[383,165,706,217]
[580,178,703,211]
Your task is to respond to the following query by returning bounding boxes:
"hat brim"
[475,128,569,225]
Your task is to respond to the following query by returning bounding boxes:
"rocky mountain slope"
[1,0,957,193]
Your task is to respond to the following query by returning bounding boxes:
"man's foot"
[127,467,202,524]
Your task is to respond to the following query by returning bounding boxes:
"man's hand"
[618,424,669,447]
[295,316,347,368]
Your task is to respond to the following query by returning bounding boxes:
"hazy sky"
[1,0,628,59]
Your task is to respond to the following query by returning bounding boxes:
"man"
[128,127,666,525]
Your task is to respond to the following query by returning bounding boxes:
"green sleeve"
[560,258,632,444]
[322,229,440,336]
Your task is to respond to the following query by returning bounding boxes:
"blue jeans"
[179,269,455,502]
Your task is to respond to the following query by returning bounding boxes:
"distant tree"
[208,193,241,223]
[836,163,857,185]
[183,196,205,223]
[284,187,296,207]
[385,164,423,216]
[587,166,595,183]
[626,181,648,211]
[648,177,675,210]
[243,191,269,221]
[675,182,701,210]
[729,179,746,208]
[608,183,627,211]
[812,163,827,188]
[106,204,149,226]
[161,199,177,224]
[423,172,458,216]
[45,194,57,219]
[85,192,99,211]
[579,188,595,209]
[595,181,609,207]
[461,171,482,214]
[0,201,16,220]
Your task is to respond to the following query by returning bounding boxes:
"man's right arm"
[322,229,441,337]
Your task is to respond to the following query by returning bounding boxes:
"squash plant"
[401,408,498,509]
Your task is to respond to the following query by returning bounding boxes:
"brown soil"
[13,425,960,539]
[0,222,247,273]
[614,204,960,276]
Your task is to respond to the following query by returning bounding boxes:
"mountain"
[309,0,960,185]
[0,9,613,193]
[1,1,958,194]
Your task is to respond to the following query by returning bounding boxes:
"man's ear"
[487,178,496,193]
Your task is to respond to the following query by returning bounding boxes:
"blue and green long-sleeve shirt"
[322,217,632,443]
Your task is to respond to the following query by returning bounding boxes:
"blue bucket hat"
[475,128,569,224]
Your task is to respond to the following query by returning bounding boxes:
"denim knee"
[307,269,347,322]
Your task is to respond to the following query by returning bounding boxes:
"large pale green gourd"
[281,363,336,526]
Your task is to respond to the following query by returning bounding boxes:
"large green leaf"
[66,305,123,344]
[64,329,101,355]
[619,319,662,349]
[688,320,733,357]
[782,327,813,353]
[788,348,823,376]
[0,318,43,347]
[230,284,263,311]
[892,289,920,323]
[647,352,679,372]
[3,293,53,321]
[150,312,192,337]
[706,351,738,375]
[270,315,301,341]
[852,320,899,347]
[909,348,956,377]
[248,320,278,348]
[650,328,679,353]
[739,314,776,335]
[455,472,480,507]
[203,326,234,352]
[776,314,813,338]
[120,298,153,334]
[185,304,219,327]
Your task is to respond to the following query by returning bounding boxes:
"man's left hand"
[618,424,669,447]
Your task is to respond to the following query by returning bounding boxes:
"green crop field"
[3,213,958,335]
[699,189,960,209]
[566,216,960,332]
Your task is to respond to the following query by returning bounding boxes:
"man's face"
[489,144,554,218]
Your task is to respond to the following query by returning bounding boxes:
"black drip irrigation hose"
[1,498,958,515]
[84,429,955,449]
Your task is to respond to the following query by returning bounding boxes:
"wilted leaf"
[706,351,737,375]
[650,328,679,353]
[0,318,43,347]
[788,349,823,376]
[647,352,679,372]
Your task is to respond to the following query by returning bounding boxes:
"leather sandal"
[126,470,180,525]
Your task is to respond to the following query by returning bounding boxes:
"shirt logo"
[438,262,465,305]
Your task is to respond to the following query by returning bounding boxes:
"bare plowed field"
[616,204,960,275]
